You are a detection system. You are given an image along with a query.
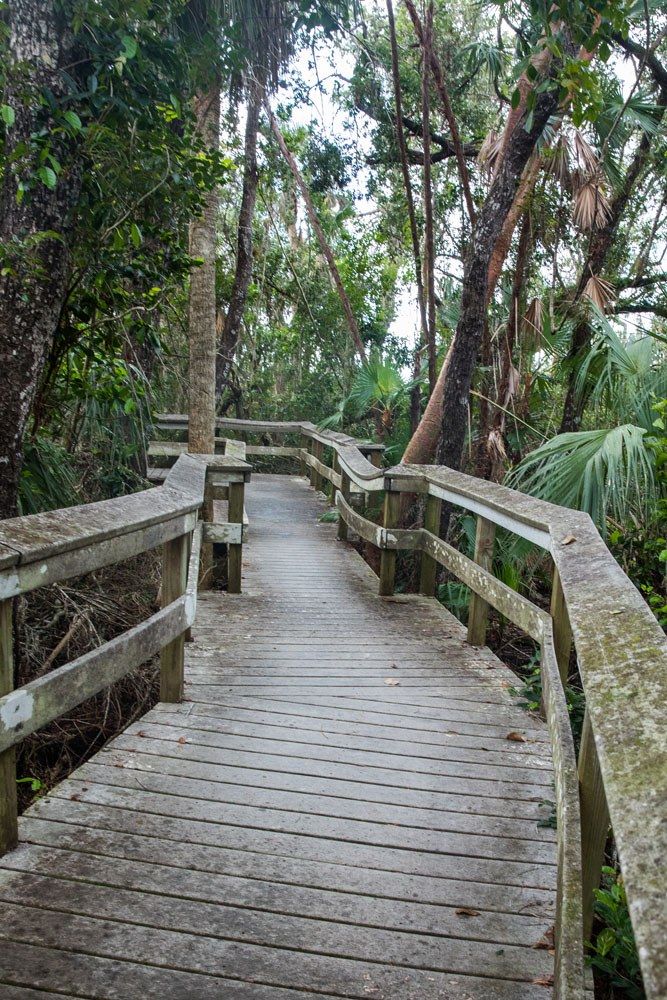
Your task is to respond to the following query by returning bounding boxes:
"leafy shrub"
[588,867,645,999]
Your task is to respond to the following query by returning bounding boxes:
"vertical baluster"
[338,468,351,542]
[299,433,308,478]
[0,598,17,856]
[227,480,245,594]
[419,493,442,597]
[467,515,495,645]
[379,487,400,597]
[160,533,189,702]
[579,709,610,940]
[329,453,339,505]
[550,566,573,685]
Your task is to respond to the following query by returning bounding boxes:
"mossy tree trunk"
[0,1,83,519]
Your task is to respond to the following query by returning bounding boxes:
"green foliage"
[16,775,43,793]
[19,437,79,515]
[588,868,645,999]
[507,425,656,530]
[514,657,586,748]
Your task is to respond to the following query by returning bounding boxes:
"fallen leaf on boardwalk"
[532,927,555,950]
[532,975,554,988]
[455,907,481,917]
[506,731,526,742]
[177,736,187,744]
[137,731,147,737]
[70,793,81,801]
[561,534,577,545]
[384,678,400,686]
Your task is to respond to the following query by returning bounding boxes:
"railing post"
[0,598,17,856]
[311,439,323,492]
[329,453,339,505]
[299,433,309,478]
[550,566,573,685]
[467,515,495,645]
[160,533,189,702]
[338,468,351,542]
[379,486,400,597]
[579,709,610,940]
[199,479,214,590]
[419,494,442,597]
[227,480,245,594]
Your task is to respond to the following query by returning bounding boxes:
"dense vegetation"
[2,0,666,996]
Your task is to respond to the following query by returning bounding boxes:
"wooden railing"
[0,444,250,857]
[153,414,667,1000]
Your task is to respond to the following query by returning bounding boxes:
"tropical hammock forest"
[0,1,666,999]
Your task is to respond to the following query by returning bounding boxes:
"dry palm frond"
[477,130,502,176]
[545,134,571,186]
[583,273,616,311]
[500,364,521,407]
[573,174,613,230]
[572,130,599,173]
[522,297,544,348]
[486,427,507,462]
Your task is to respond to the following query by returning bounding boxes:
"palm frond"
[582,274,615,311]
[572,173,612,230]
[507,424,655,528]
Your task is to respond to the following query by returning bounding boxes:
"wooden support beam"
[299,435,308,477]
[199,483,214,591]
[467,516,495,646]
[419,494,442,597]
[550,566,573,685]
[311,440,324,492]
[159,534,189,703]
[227,481,245,594]
[579,709,611,940]
[0,599,17,856]
[337,470,351,542]
[330,455,339,505]
[379,489,400,597]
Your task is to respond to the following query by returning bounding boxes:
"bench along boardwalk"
[0,418,665,999]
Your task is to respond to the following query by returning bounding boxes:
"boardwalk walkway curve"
[0,416,665,999]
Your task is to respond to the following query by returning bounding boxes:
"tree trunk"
[215,74,265,403]
[0,2,83,519]
[436,81,560,473]
[403,0,476,226]
[421,2,437,392]
[188,87,220,456]
[489,213,532,480]
[267,107,367,361]
[401,35,575,471]
[386,0,428,348]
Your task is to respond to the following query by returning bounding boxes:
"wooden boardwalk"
[0,474,559,999]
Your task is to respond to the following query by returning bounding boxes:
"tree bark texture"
[188,87,220,456]
[437,83,561,472]
[421,2,437,392]
[0,1,84,519]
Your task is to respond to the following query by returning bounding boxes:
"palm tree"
[321,356,425,442]
[508,309,667,529]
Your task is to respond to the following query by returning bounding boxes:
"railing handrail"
[0,447,251,859]
[154,414,666,1000]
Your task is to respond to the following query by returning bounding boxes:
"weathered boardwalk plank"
[0,474,557,998]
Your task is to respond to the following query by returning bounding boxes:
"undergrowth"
[14,435,160,811]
